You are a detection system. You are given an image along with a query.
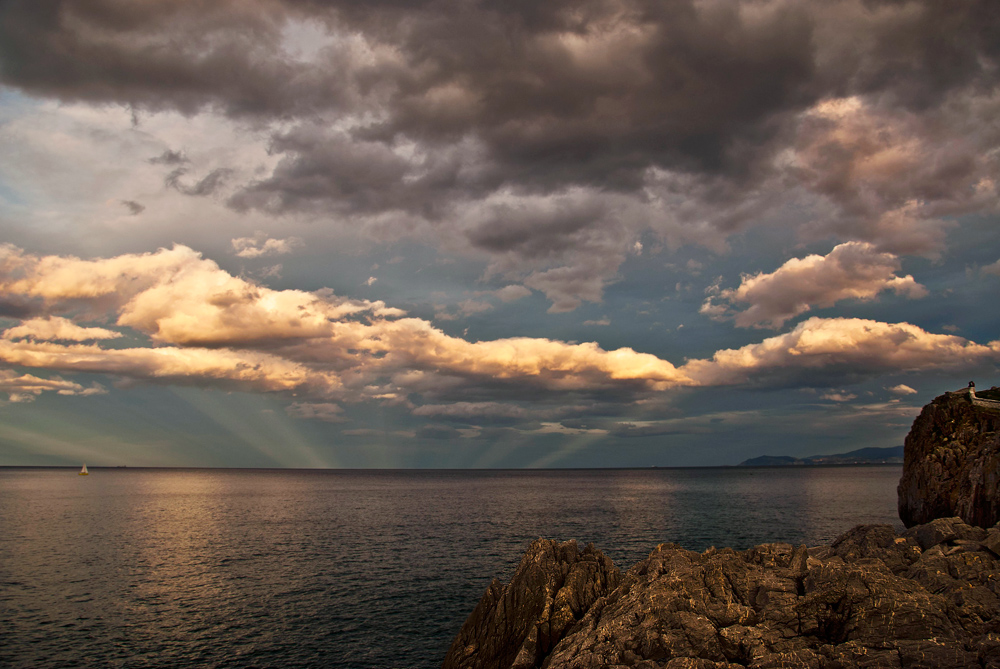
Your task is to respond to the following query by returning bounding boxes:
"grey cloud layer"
[3,1,998,310]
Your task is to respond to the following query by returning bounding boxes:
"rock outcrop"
[446,521,1000,668]
[447,388,1000,668]
[443,538,621,669]
[898,388,1000,528]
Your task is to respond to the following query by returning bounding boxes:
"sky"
[0,0,998,468]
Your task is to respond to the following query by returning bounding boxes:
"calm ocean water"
[0,466,902,668]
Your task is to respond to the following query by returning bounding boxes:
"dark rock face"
[446,521,1000,668]
[442,538,621,669]
[897,389,1000,528]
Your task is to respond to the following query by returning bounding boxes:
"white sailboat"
[79,464,89,476]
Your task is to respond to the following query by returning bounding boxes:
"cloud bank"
[2,0,996,311]
[1,245,996,413]
[0,245,694,406]
[685,317,1000,387]
[3,316,122,342]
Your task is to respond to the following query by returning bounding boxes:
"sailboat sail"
[79,464,88,475]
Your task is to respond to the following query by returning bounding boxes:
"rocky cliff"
[443,539,621,669]
[898,388,1000,528]
[444,519,1000,668]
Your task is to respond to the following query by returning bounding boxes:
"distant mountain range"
[738,445,904,467]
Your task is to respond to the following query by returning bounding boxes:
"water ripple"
[0,467,902,668]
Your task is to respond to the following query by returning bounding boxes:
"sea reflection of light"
[126,471,233,614]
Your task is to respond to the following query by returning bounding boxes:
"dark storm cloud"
[6,1,990,166]
[228,128,429,215]
[223,0,823,207]
[148,149,188,166]
[0,0,371,117]
[3,0,998,309]
[321,0,819,198]
[120,200,145,216]
[466,197,610,258]
[165,168,234,197]
[463,193,634,310]
[3,1,995,176]
[823,0,1000,108]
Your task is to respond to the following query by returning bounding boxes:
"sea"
[0,466,903,668]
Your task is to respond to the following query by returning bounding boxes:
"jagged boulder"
[446,523,1000,669]
[897,388,1000,528]
[442,538,621,669]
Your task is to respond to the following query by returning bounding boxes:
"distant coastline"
[738,445,904,467]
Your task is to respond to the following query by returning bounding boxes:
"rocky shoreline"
[444,390,1000,668]
[444,519,1000,668]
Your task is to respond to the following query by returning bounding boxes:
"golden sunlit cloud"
[701,242,927,329]
[2,316,122,341]
[0,369,106,402]
[683,317,1000,386]
[0,339,338,397]
[1,246,998,412]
